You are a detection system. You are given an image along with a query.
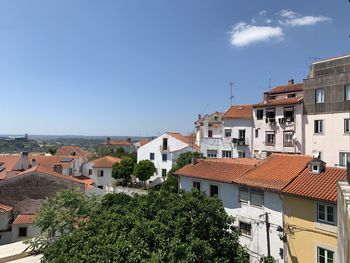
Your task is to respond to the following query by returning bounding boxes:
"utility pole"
[229,82,234,106]
[265,212,271,257]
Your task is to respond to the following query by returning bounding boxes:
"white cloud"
[259,10,267,16]
[280,9,296,18]
[229,22,284,47]
[266,19,272,24]
[283,15,332,27]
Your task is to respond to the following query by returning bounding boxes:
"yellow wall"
[283,195,337,263]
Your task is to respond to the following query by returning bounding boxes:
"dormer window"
[312,165,320,173]
[309,159,326,174]
[287,93,296,98]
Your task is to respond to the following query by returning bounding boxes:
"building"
[196,106,254,158]
[253,80,303,159]
[137,132,199,181]
[89,156,121,192]
[337,179,350,263]
[100,137,133,153]
[0,153,30,180]
[282,159,346,263]
[56,145,91,159]
[303,54,350,167]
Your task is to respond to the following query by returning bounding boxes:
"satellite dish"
[311,150,320,158]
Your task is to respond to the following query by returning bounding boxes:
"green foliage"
[42,190,248,262]
[35,188,98,241]
[112,156,135,183]
[174,151,204,169]
[47,147,57,155]
[134,160,156,183]
[95,145,137,163]
[260,256,277,263]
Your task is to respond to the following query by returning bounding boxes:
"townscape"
[1,53,350,262]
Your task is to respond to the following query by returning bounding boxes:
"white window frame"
[345,84,350,101]
[162,153,167,162]
[239,221,252,237]
[339,152,350,167]
[344,119,350,133]
[209,184,219,197]
[193,181,201,191]
[317,203,336,225]
[222,150,232,158]
[315,88,325,104]
[207,150,217,158]
[314,120,324,134]
[317,246,334,263]
[224,129,232,138]
[97,170,104,177]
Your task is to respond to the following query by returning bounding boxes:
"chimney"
[106,137,111,145]
[198,114,202,120]
[288,79,294,85]
[31,158,37,167]
[21,152,30,170]
[263,92,269,103]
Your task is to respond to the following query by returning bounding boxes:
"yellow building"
[282,159,346,263]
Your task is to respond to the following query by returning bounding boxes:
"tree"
[41,190,248,262]
[112,156,134,183]
[47,147,57,156]
[260,256,277,263]
[133,160,156,185]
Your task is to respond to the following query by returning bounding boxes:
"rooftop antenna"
[229,82,234,106]
[268,78,271,89]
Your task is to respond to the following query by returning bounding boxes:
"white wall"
[91,167,114,192]
[179,176,284,263]
[304,112,350,167]
[11,224,40,243]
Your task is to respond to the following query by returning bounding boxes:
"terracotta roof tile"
[176,159,257,184]
[30,155,77,170]
[167,132,200,151]
[283,167,347,203]
[268,83,303,94]
[0,203,13,212]
[139,139,150,147]
[57,146,90,158]
[13,214,35,225]
[223,105,253,119]
[234,154,312,191]
[0,155,22,180]
[92,156,121,168]
[253,97,303,107]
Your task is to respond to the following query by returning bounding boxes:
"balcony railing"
[232,138,249,146]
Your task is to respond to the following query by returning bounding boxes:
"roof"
[30,155,77,170]
[91,156,121,168]
[0,155,22,180]
[16,165,90,187]
[223,105,253,119]
[12,214,35,225]
[0,203,13,212]
[176,159,258,184]
[57,145,90,158]
[253,97,303,107]
[268,83,303,94]
[312,53,350,64]
[234,154,312,191]
[103,140,132,146]
[139,139,150,147]
[283,167,347,203]
[166,132,200,151]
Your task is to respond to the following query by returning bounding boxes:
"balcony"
[232,138,249,146]
[160,145,170,152]
[278,117,295,125]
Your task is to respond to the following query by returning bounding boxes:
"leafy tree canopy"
[134,160,156,183]
[41,190,248,263]
[112,156,135,182]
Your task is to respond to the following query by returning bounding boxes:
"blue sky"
[0,0,349,136]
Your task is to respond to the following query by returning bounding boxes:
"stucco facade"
[337,180,350,263]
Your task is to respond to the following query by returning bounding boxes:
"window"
[256,110,264,120]
[208,130,213,138]
[193,181,201,191]
[239,188,249,203]
[162,154,167,162]
[162,138,168,150]
[266,108,275,119]
[339,152,350,167]
[265,131,275,146]
[97,185,103,190]
[239,221,252,237]
[312,165,320,173]
[210,185,219,197]
[314,120,324,134]
[162,169,167,177]
[283,107,294,121]
[239,129,246,140]
[317,247,334,263]
[68,168,73,176]
[345,119,350,133]
[317,203,336,225]
[18,227,27,237]
[88,169,92,175]
[222,150,232,158]
[250,190,264,207]
[345,84,350,101]
[150,152,155,160]
[238,151,246,158]
[207,150,217,158]
[97,170,104,177]
[268,95,276,100]
[255,129,259,138]
[224,129,231,137]
[287,93,296,98]
[283,131,294,147]
[315,88,325,103]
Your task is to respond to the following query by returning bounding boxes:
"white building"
[303,54,350,167]
[177,154,312,262]
[195,106,254,158]
[137,132,199,181]
[253,80,303,159]
[337,179,350,263]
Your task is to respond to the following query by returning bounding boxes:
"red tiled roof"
[92,156,121,168]
[0,203,13,212]
[0,155,22,179]
[268,83,303,94]
[253,97,303,107]
[13,214,35,225]
[57,146,90,158]
[139,139,150,147]
[234,154,312,191]
[30,155,77,170]
[176,159,257,184]
[167,132,200,151]
[283,167,347,203]
[223,105,253,119]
